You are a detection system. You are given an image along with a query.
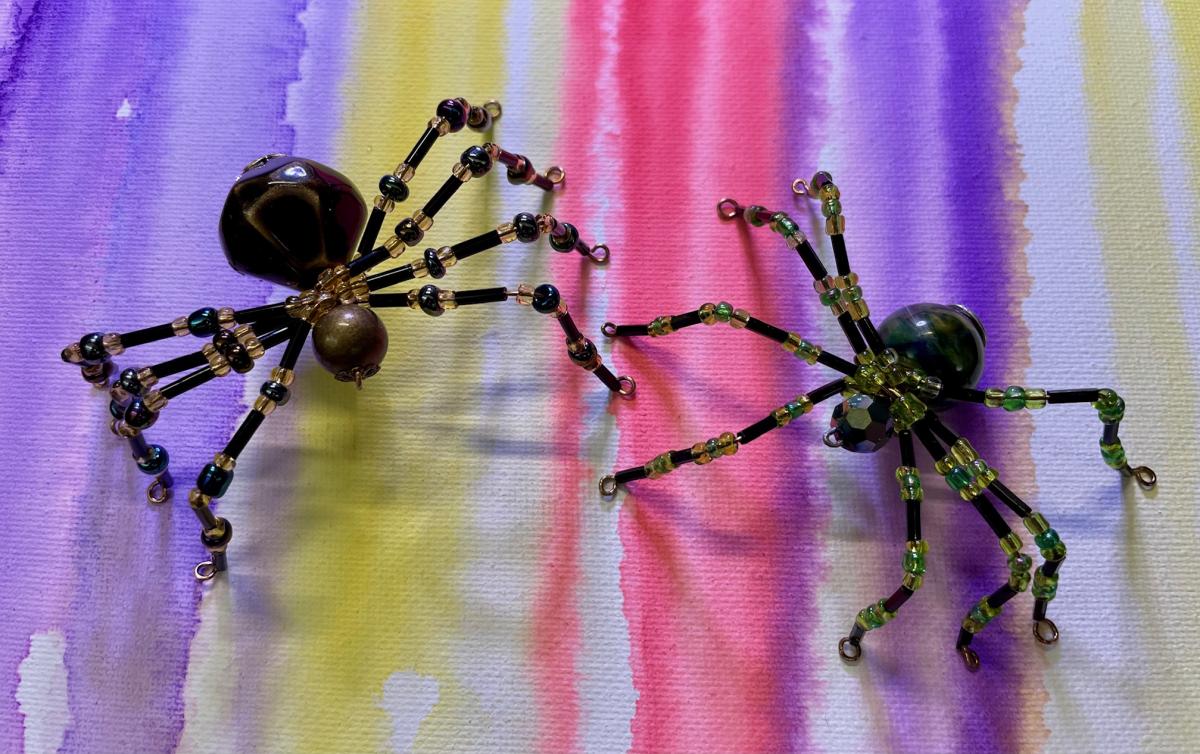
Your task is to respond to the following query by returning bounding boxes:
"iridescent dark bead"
[459,146,492,177]
[225,343,254,374]
[569,339,597,366]
[136,444,170,475]
[418,284,444,316]
[109,399,126,419]
[201,517,232,549]
[550,222,579,252]
[467,104,492,130]
[118,368,143,396]
[196,463,233,498]
[395,217,424,246]
[311,304,389,382]
[124,398,157,430]
[220,155,367,289]
[211,329,237,355]
[187,307,220,336]
[79,332,107,363]
[513,212,539,243]
[879,303,986,399]
[506,160,537,185]
[829,392,893,452]
[436,98,469,132]
[423,247,445,279]
[378,174,409,202]
[532,284,561,313]
[260,380,290,405]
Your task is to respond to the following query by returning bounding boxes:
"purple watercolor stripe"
[0,1,306,751]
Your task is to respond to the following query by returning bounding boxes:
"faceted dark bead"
[260,380,290,405]
[79,332,107,363]
[423,247,445,279]
[212,329,238,355]
[829,393,893,452]
[187,307,220,336]
[196,463,233,498]
[220,155,367,289]
[225,343,254,374]
[378,174,410,203]
[137,444,170,476]
[395,217,424,246]
[879,303,986,399]
[118,368,143,396]
[436,98,469,132]
[532,284,561,313]
[124,398,157,430]
[418,284,444,316]
[550,222,579,252]
[311,304,389,382]
[513,212,540,243]
[460,146,492,177]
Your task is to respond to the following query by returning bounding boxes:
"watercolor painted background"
[3,1,1200,752]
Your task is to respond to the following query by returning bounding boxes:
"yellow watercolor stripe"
[263,3,509,751]
[1080,3,1200,749]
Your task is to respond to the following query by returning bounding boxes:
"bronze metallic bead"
[311,304,389,384]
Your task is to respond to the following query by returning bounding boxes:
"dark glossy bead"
[136,444,170,475]
[550,222,579,252]
[311,304,389,382]
[118,368,143,396]
[79,332,107,363]
[124,397,157,430]
[829,393,893,452]
[200,517,232,549]
[187,307,220,336]
[568,338,597,366]
[532,284,561,313]
[460,146,492,177]
[436,98,469,132]
[225,343,254,374]
[109,399,126,419]
[212,329,237,355]
[378,174,410,202]
[260,380,290,405]
[423,247,445,279]
[417,284,444,316]
[506,159,537,185]
[879,303,986,398]
[197,463,233,497]
[467,104,493,130]
[220,155,367,289]
[81,360,113,385]
[513,212,539,243]
[395,217,424,246]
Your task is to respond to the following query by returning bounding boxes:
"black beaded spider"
[61,97,634,581]
[598,172,1156,670]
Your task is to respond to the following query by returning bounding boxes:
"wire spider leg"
[838,429,928,664]
[600,303,856,376]
[599,378,846,496]
[911,417,1042,671]
[368,282,632,396]
[941,384,1157,489]
[190,322,311,581]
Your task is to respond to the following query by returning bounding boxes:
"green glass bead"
[969,458,996,486]
[773,215,800,237]
[1009,570,1031,592]
[821,198,842,217]
[1008,552,1033,574]
[946,465,974,491]
[962,615,985,634]
[890,393,927,429]
[1034,528,1061,550]
[705,438,720,457]
[1093,389,1126,422]
[856,606,884,630]
[1043,542,1067,561]
[715,302,733,322]
[1001,385,1026,412]
[1032,570,1058,600]
[1100,440,1127,468]
[898,473,920,489]
[744,205,766,226]
[843,285,863,303]
[903,548,926,576]
[819,288,841,307]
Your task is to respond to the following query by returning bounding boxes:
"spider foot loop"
[717,197,742,220]
[1033,618,1059,645]
[791,177,809,196]
[958,645,981,672]
[1122,463,1157,490]
[838,636,862,664]
[194,561,217,582]
[617,375,637,398]
[599,475,618,498]
[146,474,173,505]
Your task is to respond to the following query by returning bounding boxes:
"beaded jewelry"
[599,172,1156,670]
[61,98,634,581]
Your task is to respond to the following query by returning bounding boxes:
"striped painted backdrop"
[3,1,1198,752]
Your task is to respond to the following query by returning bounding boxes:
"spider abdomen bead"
[877,303,986,397]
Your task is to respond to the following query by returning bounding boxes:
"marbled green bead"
[1034,528,1061,550]
[903,548,926,576]
[821,198,842,217]
[946,465,974,491]
[1001,385,1026,412]
[857,606,884,630]
[898,473,920,489]
[1042,541,1067,561]
[774,215,800,237]
[819,289,841,307]
[786,401,804,420]
[1100,440,1126,468]
[715,302,733,322]
[1032,570,1058,600]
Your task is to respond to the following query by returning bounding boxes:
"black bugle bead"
[859,316,885,353]
[557,312,584,342]
[150,350,209,379]
[347,247,393,276]
[451,230,502,260]
[956,628,973,649]
[816,351,856,375]
[224,410,266,458]
[848,624,866,643]
[366,264,416,291]
[987,480,1033,517]
[970,496,1010,538]
[1047,388,1102,404]
[795,239,829,280]
[120,322,177,348]
[613,324,650,336]
[358,207,387,255]
[454,287,509,306]
[1102,421,1120,445]
[809,378,848,405]
[422,176,462,218]
[837,312,867,353]
[233,303,288,323]
[911,421,945,458]
[899,430,917,467]
[906,500,921,541]
[1033,599,1048,621]
[943,385,987,403]
[614,467,647,484]
[160,366,218,399]
[259,326,295,350]
[279,323,311,370]
[987,584,1019,609]
[669,448,694,465]
[593,364,623,392]
[738,416,779,445]
[1043,559,1064,578]
[745,317,789,343]
[830,233,850,275]
[671,311,702,329]
[367,293,410,308]
[883,586,913,614]
[405,124,440,165]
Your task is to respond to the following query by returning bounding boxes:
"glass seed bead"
[1032,570,1059,600]
[826,215,846,235]
[513,212,540,243]
[950,438,978,464]
[196,463,233,498]
[773,407,791,427]
[1034,528,1061,551]
[744,206,766,226]
[715,302,733,322]
[532,284,561,314]
[821,198,842,217]
[460,145,492,177]
[699,303,717,325]
[903,541,927,575]
[984,388,1004,408]
[819,288,841,307]
[436,98,468,131]
[969,458,996,487]
[705,438,720,457]
[945,465,973,491]
[1100,440,1127,468]
[187,307,220,336]
[717,432,738,455]
[79,332,107,363]
[692,443,712,464]
[810,171,833,191]
[260,380,290,405]
[1023,512,1050,536]
[999,532,1023,556]
[818,183,840,201]
[890,393,927,429]
[1002,385,1026,412]
[843,285,863,303]
[418,285,444,316]
[903,573,924,590]
[109,399,125,418]
[136,444,169,476]
[378,174,409,202]
[1023,388,1048,409]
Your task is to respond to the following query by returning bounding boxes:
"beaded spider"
[598,172,1157,670]
[61,97,634,581]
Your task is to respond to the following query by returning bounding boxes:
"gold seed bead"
[782,333,801,353]
[62,342,84,363]
[535,214,556,234]
[213,453,236,471]
[218,308,236,328]
[516,284,534,305]
[137,368,157,388]
[902,573,923,591]
[142,389,168,412]
[934,455,956,476]
[845,300,870,320]
[999,532,1023,556]
[951,438,978,465]
[773,407,792,427]
[437,247,457,268]
[699,303,717,325]
[253,395,277,416]
[172,316,189,337]
[410,259,429,278]
[826,214,846,235]
[451,162,472,181]
[394,162,416,182]
[960,482,981,501]
[406,289,419,308]
[498,222,518,243]
[1023,512,1050,536]
[431,116,450,136]
[271,367,295,386]
[691,442,712,465]
[102,332,124,355]
[188,488,212,509]
[856,350,875,365]
[554,303,569,318]
[244,337,264,359]
[373,195,394,213]
[413,211,432,231]
[717,431,738,456]
[813,276,836,293]
[483,143,500,158]
[835,273,859,288]
[438,289,457,310]
[983,388,1004,408]
[1024,388,1048,410]
[730,309,750,328]
[383,235,403,257]
[233,324,253,342]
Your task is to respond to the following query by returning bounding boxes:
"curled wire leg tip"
[599,476,618,497]
[617,375,637,398]
[958,646,981,672]
[601,322,617,338]
[1033,618,1059,645]
[838,637,862,664]
[791,178,809,196]
[194,561,217,582]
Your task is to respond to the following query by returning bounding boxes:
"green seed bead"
[962,615,985,634]
[1034,528,1061,551]
[1023,512,1050,536]
[821,198,842,217]
[903,545,927,576]
[698,303,717,325]
[946,465,974,491]
[774,215,800,237]
[744,205,766,226]
[843,285,863,303]
[1093,389,1126,422]
[983,388,1004,408]
[1042,541,1068,561]
[715,302,733,322]
[1001,385,1026,412]
[999,532,1023,556]
[819,288,841,307]
[705,438,720,457]
[1032,570,1059,600]
[1100,440,1127,468]
[969,458,996,487]
[1023,388,1048,409]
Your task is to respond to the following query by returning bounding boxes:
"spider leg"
[189,322,312,581]
[599,378,846,495]
[941,385,1156,489]
[838,430,927,664]
[599,303,856,377]
[368,282,631,396]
